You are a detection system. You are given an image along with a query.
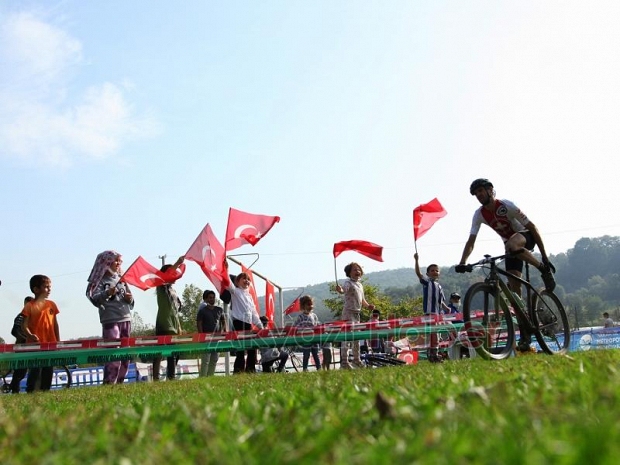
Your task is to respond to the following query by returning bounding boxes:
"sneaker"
[540,265,556,292]
[428,355,443,364]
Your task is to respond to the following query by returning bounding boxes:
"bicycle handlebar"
[455,248,527,273]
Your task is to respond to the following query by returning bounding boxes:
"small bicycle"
[456,252,570,360]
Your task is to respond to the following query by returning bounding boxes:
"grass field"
[1,350,619,464]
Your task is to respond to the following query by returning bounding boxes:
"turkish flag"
[185,223,230,293]
[224,208,280,251]
[284,296,301,315]
[265,280,276,328]
[413,198,447,241]
[333,240,384,262]
[121,256,186,291]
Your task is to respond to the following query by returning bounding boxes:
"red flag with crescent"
[121,256,185,291]
[224,208,280,251]
[185,223,230,293]
[265,280,276,328]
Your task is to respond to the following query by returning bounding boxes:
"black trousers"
[26,366,53,393]
[233,319,257,373]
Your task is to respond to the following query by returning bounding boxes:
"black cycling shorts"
[504,230,536,273]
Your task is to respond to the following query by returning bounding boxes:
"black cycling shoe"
[516,341,532,352]
[540,264,556,292]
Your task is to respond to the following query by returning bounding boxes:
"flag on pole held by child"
[284,296,301,315]
[121,256,185,291]
[224,208,280,251]
[413,198,447,241]
[333,240,384,262]
[185,223,230,293]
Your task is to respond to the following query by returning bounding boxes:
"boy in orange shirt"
[21,274,60,392]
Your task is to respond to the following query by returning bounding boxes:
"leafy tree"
[131,311,154,337]
[179,284,203,333]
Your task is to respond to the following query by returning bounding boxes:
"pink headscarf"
[86,250,121,298]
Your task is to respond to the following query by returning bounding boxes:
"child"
[152,259,184,381]
[414,253,450,363]
[223,261,264,373]
[368,309,385,353]
[8,296,34,393]
[447,293,461,314]
[335,262,375,369]
[86,250,134,384]
[258,316,289,373]
[294,295,322,371]
[21,275,60,392]
[197,290,226,377]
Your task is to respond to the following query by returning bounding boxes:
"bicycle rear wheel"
[531,290,570,355]
[463,282,515,360]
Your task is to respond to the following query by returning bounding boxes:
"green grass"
[1,351,620,464]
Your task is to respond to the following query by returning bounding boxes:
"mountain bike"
[456,253,570,360]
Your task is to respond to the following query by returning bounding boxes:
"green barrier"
[0,324,468,370]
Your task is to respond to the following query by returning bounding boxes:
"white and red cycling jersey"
[469,199,530,242]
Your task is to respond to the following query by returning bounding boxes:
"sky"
[1,1,619,341]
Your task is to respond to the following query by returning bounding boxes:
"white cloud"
[0,12,158,167]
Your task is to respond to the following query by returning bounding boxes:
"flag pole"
[334,257,338,284]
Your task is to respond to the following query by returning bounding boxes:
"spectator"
[8,296,33,393]
[86,250,134,384]
[258,316,289,373]
[414,253,450,363]
[197,290,226,377]
[447,293,461,314]
[21,275,60,392]
[603,312,614,328]
[152,258,184,381]
[294,295,321,371]
[223,261,264,373]
[335,262,375,369]
[368,309,385,353]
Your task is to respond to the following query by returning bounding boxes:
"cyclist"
[456,178,556,351]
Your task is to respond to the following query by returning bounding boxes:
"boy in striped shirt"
[414,253,450,363]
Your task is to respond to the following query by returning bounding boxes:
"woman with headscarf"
[86,250,134,384]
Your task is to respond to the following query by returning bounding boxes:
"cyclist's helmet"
[469,178,493,195]
[450,292,461,300]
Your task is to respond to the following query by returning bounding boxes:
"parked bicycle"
[456,252,570,359]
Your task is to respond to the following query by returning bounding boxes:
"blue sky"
[1,1,619,340]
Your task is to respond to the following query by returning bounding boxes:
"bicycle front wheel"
[288,352,302,372]
[463,282,515,360]
[532,290,570,355]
